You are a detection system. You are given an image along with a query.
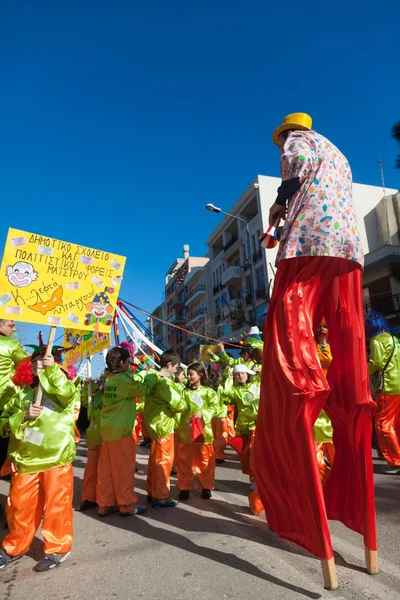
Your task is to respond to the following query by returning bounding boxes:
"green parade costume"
[1,363,76,564]
[178,386,218,444]
[222,379,260,436]
[142,371,186,440]
[0,364,76,474]
[100,372,148,441]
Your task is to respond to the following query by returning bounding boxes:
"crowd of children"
[1,313,400,575]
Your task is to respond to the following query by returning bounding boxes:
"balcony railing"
[185,284,206,304]
[213,283,224,296]
[170,295,185,309]
[364,294,400,317]
[221,266,241,286]
[223,236,238,252]
[189,307,205,320]
[186,308,206,327]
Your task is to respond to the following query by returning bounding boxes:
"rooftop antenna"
[378,158,386,196]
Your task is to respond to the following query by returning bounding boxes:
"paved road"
[1,443,399,600]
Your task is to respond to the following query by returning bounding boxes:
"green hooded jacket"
[0,364,76,474]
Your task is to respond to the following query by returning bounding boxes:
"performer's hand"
[42,354,55,369]
[193,411,202,420]
[217,342,224,353]
[24,404,43,420]
[3,423,11,436]
[269,202,286,226]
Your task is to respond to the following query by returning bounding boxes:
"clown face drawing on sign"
[84,287,114,329]
[6,262,39,287]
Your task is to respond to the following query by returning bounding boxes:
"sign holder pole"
[87,357,92,411]
[33,326,57,406]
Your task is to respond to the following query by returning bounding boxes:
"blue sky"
[1,0,399,348]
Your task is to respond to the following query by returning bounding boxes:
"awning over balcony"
[364,245,400,270]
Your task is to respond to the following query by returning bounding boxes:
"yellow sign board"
[0,228,126,332]
[63,329,110,366]
[199,344,219,362]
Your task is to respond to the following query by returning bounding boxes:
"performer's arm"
[269,131,315,226]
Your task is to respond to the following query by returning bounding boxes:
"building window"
[256,267,265,290]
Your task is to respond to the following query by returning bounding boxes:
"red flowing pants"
[255,256,376,560]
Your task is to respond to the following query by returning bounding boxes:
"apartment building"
[362,192,400,332]
[149,303,165,348]
[206,175,398,341]
[164,245,208,361]
[184,262,209,362]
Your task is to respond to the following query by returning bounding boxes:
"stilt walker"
[255,113,377,589]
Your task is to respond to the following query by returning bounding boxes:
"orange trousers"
[315,442,335,485]
[97,435,138,508]
[82,448,101,503]
[2,463,73,557]
[249,489,264,515]
[212,418,228,460]
[375,393,400,466]
[241,430,255,481]
[177,443,215,491]
[146,434,174,500]
[226,405,236,439]
[173,431,180,468]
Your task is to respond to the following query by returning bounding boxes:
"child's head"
[160,349,181,375]
[207,366,221,391]
[240,344,253,362]
[106,347,131,373]
[187,361,209,387]
[251,348,263,365]
[175,366,186,383]
[365,311,390,339]
[233,364,255,385]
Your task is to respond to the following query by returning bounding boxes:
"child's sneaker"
[201,489,212,500]
[0,550,22,570]
[152,498,178,508]
[119,505,147,516]
[178,490,190,501]
[34,552,71,572]
[98,505,119,517]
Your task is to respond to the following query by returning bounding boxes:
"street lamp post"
[205,203,257,325]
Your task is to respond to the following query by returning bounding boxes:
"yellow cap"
[272,113,312,145]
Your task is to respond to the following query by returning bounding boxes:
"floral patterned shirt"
[275,130,363,267]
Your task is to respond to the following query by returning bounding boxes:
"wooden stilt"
[34,326,57,406]
[365,547,379,575]
[321,557,339,590]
